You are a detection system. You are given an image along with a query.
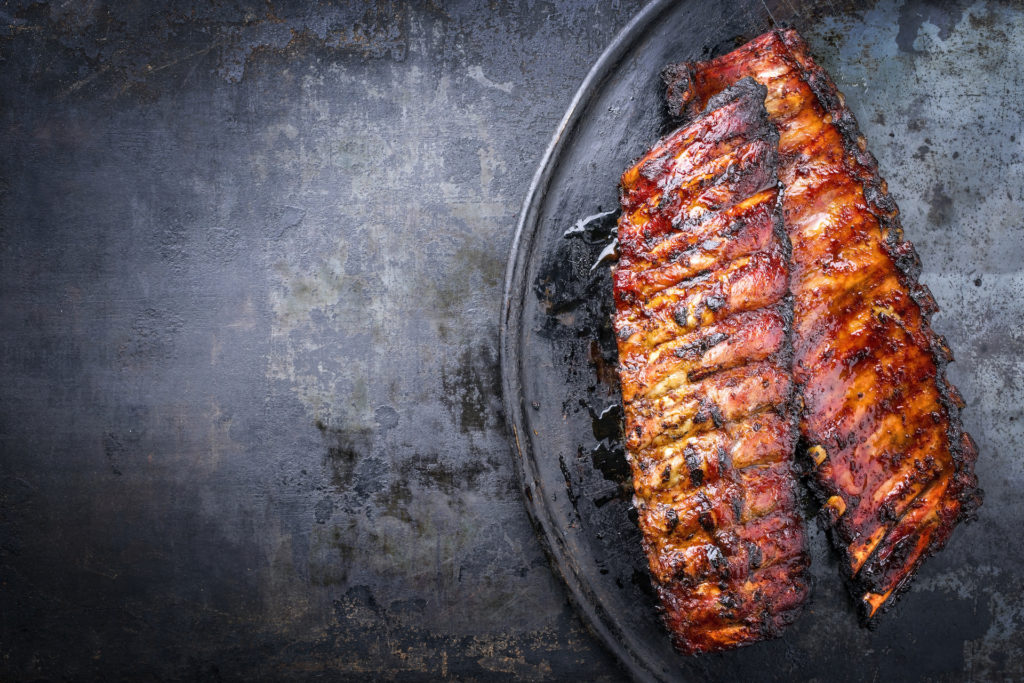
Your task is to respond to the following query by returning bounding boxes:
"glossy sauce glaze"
[663,29,982,620]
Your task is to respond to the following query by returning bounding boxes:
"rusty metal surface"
[502,0,1024,681]
[0,0,1021,680]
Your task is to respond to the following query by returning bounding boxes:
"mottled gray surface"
[1,0,1022,680]
[0,1,644,679]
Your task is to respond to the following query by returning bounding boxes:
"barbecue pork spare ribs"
[613,78,809,654]
[612,29,981,652]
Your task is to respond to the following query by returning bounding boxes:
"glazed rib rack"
[613,77,809,654]
[662,28,982,620]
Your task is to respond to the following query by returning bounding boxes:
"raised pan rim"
[498,1,679,681]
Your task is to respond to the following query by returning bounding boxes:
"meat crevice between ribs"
[613,77,809,654]
[661,29,982,621]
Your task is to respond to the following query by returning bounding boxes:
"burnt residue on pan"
[505,0,1024,680]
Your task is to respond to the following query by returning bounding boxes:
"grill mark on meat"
[663,28,982,622]
[632,405,790,468]
[614,77,808,654]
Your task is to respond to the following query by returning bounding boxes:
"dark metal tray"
[499,0,1024,680]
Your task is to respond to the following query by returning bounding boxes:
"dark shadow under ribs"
[662,29,982,621]
[614,77,808,654]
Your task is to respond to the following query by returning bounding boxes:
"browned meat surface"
[663,29,982,620]
[614,78,808,654]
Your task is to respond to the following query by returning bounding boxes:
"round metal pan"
[500,0,1024,680]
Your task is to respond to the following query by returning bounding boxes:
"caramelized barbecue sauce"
[614,79,809,654]
[664,29,981,621]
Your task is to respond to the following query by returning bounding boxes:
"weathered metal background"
[0,0,1021,680]
[0,1,646,679]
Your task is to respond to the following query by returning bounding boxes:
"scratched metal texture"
[502,0,1024,681]
[0,0,1020,681]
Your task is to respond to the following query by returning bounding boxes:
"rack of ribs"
[662,29,982,620]
[613,77,809,654]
